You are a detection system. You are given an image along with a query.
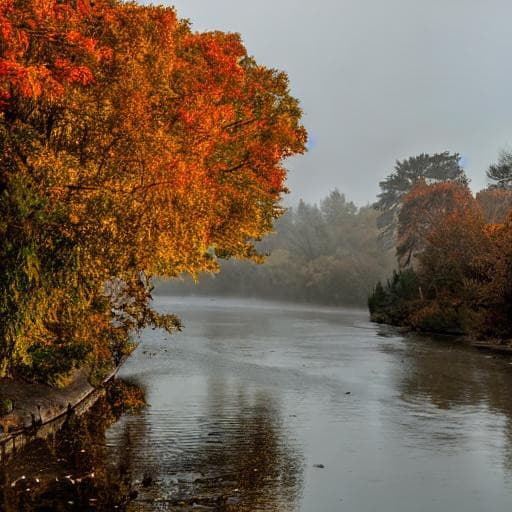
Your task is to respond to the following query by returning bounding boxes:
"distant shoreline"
[372,317,512,356]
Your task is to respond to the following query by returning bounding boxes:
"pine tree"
[487,151,512,189]
[374,152,467,248]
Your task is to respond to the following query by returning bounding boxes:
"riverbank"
[377,319,512,357]
[0,364,123,458]
[468,338,512,355]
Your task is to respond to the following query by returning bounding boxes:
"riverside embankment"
[0,364,122,459]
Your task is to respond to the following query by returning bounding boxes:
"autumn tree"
[370,180,492,332]
[0,1,306,383]
[374,152,467,248]
[395,182,486,330]
[469,218,512,337]
[396,181,479,269]
[371,151,512,338]
[370,179,512,337]
[418,196,485,288]
[476,187,512,223]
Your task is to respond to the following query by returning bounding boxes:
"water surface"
[4,296,512,511]
[111,297,512,511]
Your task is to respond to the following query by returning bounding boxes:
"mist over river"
[105,297,512,511]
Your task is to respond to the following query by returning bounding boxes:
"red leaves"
[0,0,113,106]
[76,0,93,16]
[54,58,94,85]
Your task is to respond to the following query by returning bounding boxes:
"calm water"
[3,296,512,511]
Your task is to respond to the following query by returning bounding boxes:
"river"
[3,296,512,511]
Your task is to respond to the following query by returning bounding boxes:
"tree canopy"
[370,175,512,339]
[374,152,467,249]
[0,0,306,383]
[476,187,512,223]
[396,181,477,268]
[487,150,512,189]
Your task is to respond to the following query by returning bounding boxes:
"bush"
[409,302,462,334]
[368,269,420,325]
[17,344,90,388]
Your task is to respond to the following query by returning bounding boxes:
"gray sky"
[155,0,512,205]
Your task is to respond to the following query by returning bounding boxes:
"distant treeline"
[156,190,395,307]
[369,151,512,341]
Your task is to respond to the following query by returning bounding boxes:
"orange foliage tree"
[475,187,512,223]
[472,218,512,337]
[372,179,512,338]
[393,182,484,331]
[396,181,480,269]
[0,0,306,383]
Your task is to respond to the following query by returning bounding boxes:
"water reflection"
[391,331,512,472]
[398,333,512,411]
[105,374,304,511]
[3,299,512,511]
[0,380,145,512]
[194,390,304,511]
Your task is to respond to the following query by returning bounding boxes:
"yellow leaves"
[484,223,505,237]
[0,0,306,383]
[69,213,80,224]
[23,251,41,285]
[30,149,81,188]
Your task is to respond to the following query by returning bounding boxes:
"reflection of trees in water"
[397,333,512,411]
[112,373,304,511]
[200,372,303,511]
[0,379,145,512]
[390,331,512,473]
[197,386,304,511]
[13,359,303,512]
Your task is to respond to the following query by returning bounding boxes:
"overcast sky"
[153,0,512,205]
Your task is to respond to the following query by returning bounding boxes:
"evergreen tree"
[374,152,467,248]
[487,151,512,189]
